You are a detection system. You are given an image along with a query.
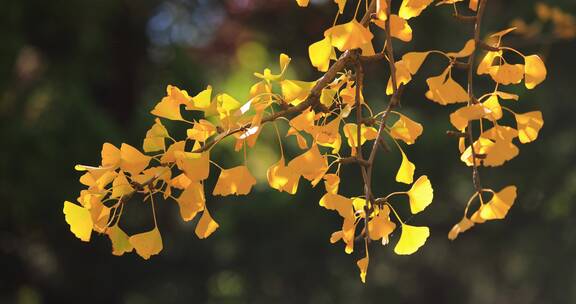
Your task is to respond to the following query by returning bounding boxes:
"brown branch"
[465,0,488,194]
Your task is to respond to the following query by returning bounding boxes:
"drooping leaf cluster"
[64,0,547,283]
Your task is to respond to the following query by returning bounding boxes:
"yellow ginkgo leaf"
[357,256,369,283]
[151,85,191,121]
[425,68,469,105]
[187,85,213,110]
[342,216,356,253]
[325,20,374,52]
[469,0,479,11]
[524,55,546,89]
[296,0,309,7]
[175,146,209,182]
[447,217,475,240]
[386,60,413,95]
[479,185,517,220]
[319,193,353,218]
[101,143,121,168]
[129,227,163,260]
[399,0,433,19]
[107,225,133,256]
[120,143,151,176]
[323,174,340,194]
[446,39,475,58]
[477,50,502,75]
[401,51,430,75]
[373,15,413,42]
[63,201,93,242]
[334,0,347,14]
[396,151,415,184]
[160,140,185,164]
[215,93,242,120]
[309,36,334,72]
[110,171,134,199]
[449,104,491,131]
[343,123,378,151]
[213,165,257,196]
[195,209,219,239]
[177,181,206,221]
[376,0,388,21]
[394,224,430,255]
[368,206,396,245]
[187,119,216,142]
[515,111,544,143]
[482,95,503,121]
[281,80,315,105]
[390,113,423,145]
[489,64,525,85]
[267,157,300,194]
[288,144,328,186]
[406,175,434,214]
[143,118,169,153]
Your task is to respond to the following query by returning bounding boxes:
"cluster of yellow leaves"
[63,0,548,284]
[512,3,576,40]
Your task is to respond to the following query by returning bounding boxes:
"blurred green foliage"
[1,0,575,303]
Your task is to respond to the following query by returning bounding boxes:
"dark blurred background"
[1,0,575,303]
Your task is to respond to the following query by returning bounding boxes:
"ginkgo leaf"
[515,111,544,143]
[323,174,340,194]
[386,60,413,95]
[449,104,491,131]
[479,185,517,220]
[448,217,475,240]
[296,0,309,7]
[401,51,430,75]
[489,64,525,85]
[195,210,219,239]
[390,113,423,145]
[175,147,209,182]
[267,157,300,194]
[469,0,479,11]
[325,20,374,52]
[376,0,388,21]
[406,175,433,214]
[110,171,134,199]
[107,225,133,256]
[482,95,503,121]
[281,80,315,105]
[524,55,547,89]
[342,216,356,253]
[213,165,257,196]
[425,67,469,105]
[446,39,475,58]
[151,85,191,121]
[394,224,430,255]
[177,182,206,221]
[120,143,151,176]
[160,140,185,164]
[101,143,121,168]
[288,144,328,186]
[309,36,334,72]
[357,256,369,283]
[187,85,213,110]
[396,151,415,184]
[187,119,216,142]
[319,193,353,218]
[215,93,242,120]
[477,51,502,75]
[63,201,93,242]
[129,227,163,260]
[373,15,413,42]
[343,123,378,151]
[399,0,433,19]
[143,118,169,152]
[334,0,346,14]
[368,206,396,245]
